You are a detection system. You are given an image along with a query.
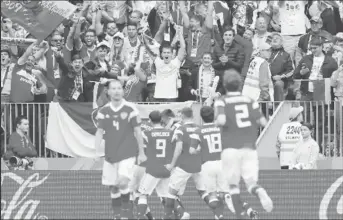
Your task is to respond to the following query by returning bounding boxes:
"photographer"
[3,115,37,170]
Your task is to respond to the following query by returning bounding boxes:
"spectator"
[3,115,37,162]
[251,16,272,57]
[188,52,224,105]
[332,32,343,65]
[331,65,343,103]
[277,1,309,62]
[296,16,332,65]
[276,106,304,169]
[269,32,294,101]
[179,1,213,67]
[1,48,15,103]
[76,29,98,63]
[108,32,125,65]
[318,1,340,35]
[122,22,142,68]
[212,27,245,74]
[0,18,20,57]
[144,28,186,102]
[294,38,338,101]
[242,42,274,102]
[290,122,320,170]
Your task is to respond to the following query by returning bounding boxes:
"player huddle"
[95,69,273,220]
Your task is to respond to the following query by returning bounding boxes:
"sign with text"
[1,1,77,40]
[1,171,342,219]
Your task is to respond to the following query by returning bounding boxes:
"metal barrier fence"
[1,101,342,158]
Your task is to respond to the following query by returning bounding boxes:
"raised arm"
[179,1,190,29]
[204,1,214,30]
[177,27,186,62]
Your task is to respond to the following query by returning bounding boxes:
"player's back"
[218,93,262,150]
[198,123,222,163]
[97,101,140,163]
[175,122,202,173]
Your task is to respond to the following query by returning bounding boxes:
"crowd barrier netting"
[1,170,342,219]
[1,101,342,158]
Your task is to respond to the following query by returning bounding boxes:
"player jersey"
[174,122,202,173]
[142,127,175,178]
[190,123,222,163]
[137,120,154,167]
[97,101,141,163]
[214,92,262,150]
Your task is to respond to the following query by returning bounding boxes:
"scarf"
[198,64,215,98]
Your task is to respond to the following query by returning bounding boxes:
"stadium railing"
[1,101,342,158]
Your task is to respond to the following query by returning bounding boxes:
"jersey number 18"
[204,133,222,153]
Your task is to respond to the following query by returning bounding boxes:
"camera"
[9,156,33,169]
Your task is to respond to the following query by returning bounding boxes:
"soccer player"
[161,109,182,131]
[136,110,175,219]
[214,69,273,219]
[165,107,209,219]
[190,106,259,220]
[95,79,147,219]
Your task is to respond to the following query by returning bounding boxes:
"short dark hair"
[202,52,212,59]
[149,111,162,124]
[190,14,204,26]
[106,79,122,89]
[14,115,27,129]
[301,122,314,130]
[223,26,236,36]
[161,109,175,118]
[180,107,193,119]
[223,69,242,92]
[85,29,96,36]
[200,106,214,123]
[71,54,82,61]
[127,21,138,28]
[310,37,323,46]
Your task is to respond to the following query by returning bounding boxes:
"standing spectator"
[234,27,254,81]
[75,29,98,63]
[332,32,343,65]
[296,16,332,65]
[276,106,304,169]
[54,53,85,102]
[212,27,245,74]
[318,1,340,35]
[242,43,274,102]
[122,22,142,68]
[269,33,294,101]
[294,38,338,101]
[331,65,343,103]
[278,1,309,62]
[290,123,320,170]
[0,18,20,57]
[144,28,186,102]
[179,1,213,67]
[109,32,125,65]
[1,48,14,103]
[251,17,271,57]
[188,52,223,105]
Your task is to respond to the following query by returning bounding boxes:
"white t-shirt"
[279,1,307,36]
[154,57,181,99]
[309,54,325,92]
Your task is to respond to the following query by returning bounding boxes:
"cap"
[289,106,304,120]
[310,16,323,23]
[113,32,124,39]
[97,41,110,49]
[336,32,343,41]
[259,42,272,51]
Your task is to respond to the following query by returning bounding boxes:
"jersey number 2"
[204,133,222,153]
[235,104,252,128]
[156,139,166,158]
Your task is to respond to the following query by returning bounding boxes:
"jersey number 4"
[204,133,222,153]
[156,139,166,158]
[235,104,252,128]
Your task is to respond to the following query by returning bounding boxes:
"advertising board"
[1,171,342,219]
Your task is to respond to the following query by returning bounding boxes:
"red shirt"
[174,122,202,173]
[190,123,222,163]
[97,101,141,163]
[143,127,175,177]
[214,92,262,150]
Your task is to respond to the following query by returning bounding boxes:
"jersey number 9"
[156,139,166,158]
[204,133,222,153]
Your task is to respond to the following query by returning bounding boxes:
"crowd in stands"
[1,0,342,105]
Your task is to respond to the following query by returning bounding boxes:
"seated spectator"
[296,16,332,65]
[251,16,272,57]
[290,122,319,170]
[332,32,343,65]
[294,38,338,101]
[212,27,245,74]
[269,33,294,101]
[188,53,224,106]
[242,43,274,102]
[1,48,15,103]
[3,115,37,163]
